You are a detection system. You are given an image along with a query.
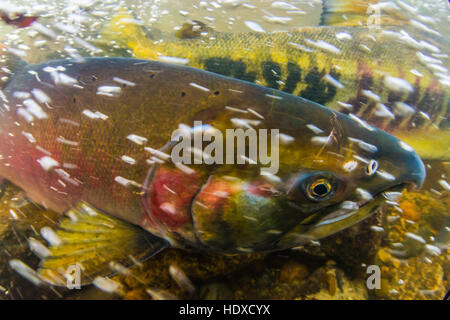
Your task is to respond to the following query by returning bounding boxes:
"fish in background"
[98,0,450,161]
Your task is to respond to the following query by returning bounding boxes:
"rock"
[302,261,369,300]
[0,184,63,300]
[279,261,309,283]
[200,282,234,300]
[377,249,392,264]
[123,289,148,300]
[374,253,447,300]
[300,212,385,274]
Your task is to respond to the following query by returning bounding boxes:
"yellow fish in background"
[98,0,450,161]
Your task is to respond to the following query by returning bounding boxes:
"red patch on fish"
[192,177,244,216]
[1,13,38,28]
[193,178,233,211]
[146,167,201,228]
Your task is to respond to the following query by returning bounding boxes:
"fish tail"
[0,43,27,90]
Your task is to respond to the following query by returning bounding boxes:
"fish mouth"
[305,182,413,230]
[274,182,417,250]
[360,182,416,208]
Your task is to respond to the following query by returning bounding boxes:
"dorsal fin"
[320,0,410,27]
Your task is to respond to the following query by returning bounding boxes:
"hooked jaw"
[275,147,426,249]
[271,122,427,249]
[396,143,426,190]
[300,136,426,240]
[371,136,426,194]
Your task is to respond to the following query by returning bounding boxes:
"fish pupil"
[307,178,332,200]
[313,184,329,196]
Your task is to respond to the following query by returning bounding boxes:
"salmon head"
[0,57,425,254]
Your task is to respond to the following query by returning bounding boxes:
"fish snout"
[393,141,426,190]
[373,137,426,193]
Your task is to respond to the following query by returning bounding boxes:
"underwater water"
[0,0,448,300]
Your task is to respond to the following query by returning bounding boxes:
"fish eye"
[306,178,333,201]
[366,160,378,176]
[288,172,340,204]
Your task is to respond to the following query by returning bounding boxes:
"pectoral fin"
[37,202,168,286]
